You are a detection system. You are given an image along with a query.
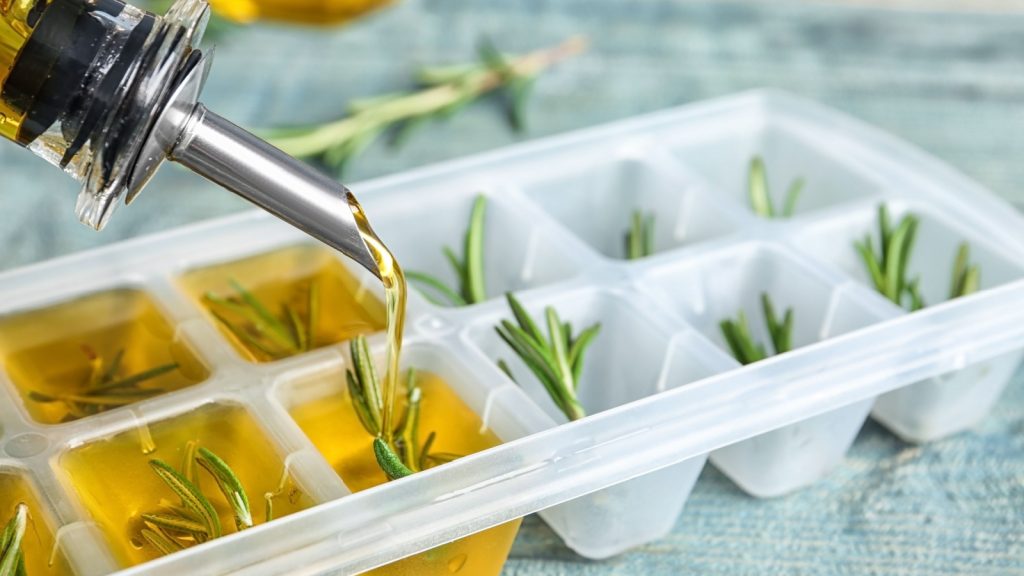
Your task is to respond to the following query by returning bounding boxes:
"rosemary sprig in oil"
[854,205,981,311]
[0,503,27,576]
[264,37,587,174]
[625,211,655,260]
[28,345,179,422]
[203,279,320,361]
[346,336,461,481]
[495,293,600,422]
[139,443,280,556]
[719,294,794,365]
[406,194,487,307]
[748,156,803,219]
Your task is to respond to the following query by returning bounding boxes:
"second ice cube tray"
[0,90,1022,575]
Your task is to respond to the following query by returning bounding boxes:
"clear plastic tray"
[1,90,1023,575]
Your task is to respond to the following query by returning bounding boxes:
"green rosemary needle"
[346,336,461,481]
[950,242,981,300]
[856,205,982,310]
[204,279,320,361]
[141,444,276,556]
[0,503,27,576]
[719,293,794,365]
[407,194,487,307]
[854,205,928,311]
[264,36,587,174]
[748,156,803,219]
[625,210,655,260]
[28,345,178,421]
[494,293,600,422]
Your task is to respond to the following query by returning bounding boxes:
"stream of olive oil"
[0,472,71,575]
[348,194,406,445]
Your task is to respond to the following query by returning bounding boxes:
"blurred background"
[1,1,1022,573]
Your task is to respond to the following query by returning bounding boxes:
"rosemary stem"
[271,37,588,159]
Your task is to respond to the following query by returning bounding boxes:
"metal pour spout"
[157,51,381,280]
[169,102,381,279]
[118,31,379,280]
[79,0,382,280]
[0,0,380,277]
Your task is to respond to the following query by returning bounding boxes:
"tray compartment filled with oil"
[178,244,387,364]
[57,400,315,569]
[0,467,73,575]
[272,341,530,576]
[0,288,209,426]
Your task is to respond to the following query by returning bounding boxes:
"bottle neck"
[0,0,208,230]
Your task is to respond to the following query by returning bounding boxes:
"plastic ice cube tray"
[1,90,1023,575]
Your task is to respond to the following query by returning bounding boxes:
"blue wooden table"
[0,1,1021,573]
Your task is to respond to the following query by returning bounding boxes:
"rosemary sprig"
[346,336,461,481]
[494,293,600,422]
[264,36,587,174]
[719,294,794,365]
[748,156,803,219]
[140,444,277,556]
[625,211,655,260]
[28,345,178,421]
[203,279,320,361]
[0,503,27,576]
[406,194,487,307]
[854,205,921,309]
[855,205,982,310]
[949,242,981,300]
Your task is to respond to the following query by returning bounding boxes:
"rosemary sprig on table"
[406,194,487,307]
[748,156,803,219]
[265,36,587,174]
[203,279,320,360]
[28,345,179,422]
[855,205,981,310]
[0,503,27,576]
[495,293,600,422]
[625,211,655,260]
[346,336,461,481]
[719,294,794,365]
[140,443,279,556]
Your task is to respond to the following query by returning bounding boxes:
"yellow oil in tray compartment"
[289,371,521,576]
[60,402,314,568]
[0,288,208,425]
[181,245,386,363]
[0,470,71,575]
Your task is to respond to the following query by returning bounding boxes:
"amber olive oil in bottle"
[209,0,392,25]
